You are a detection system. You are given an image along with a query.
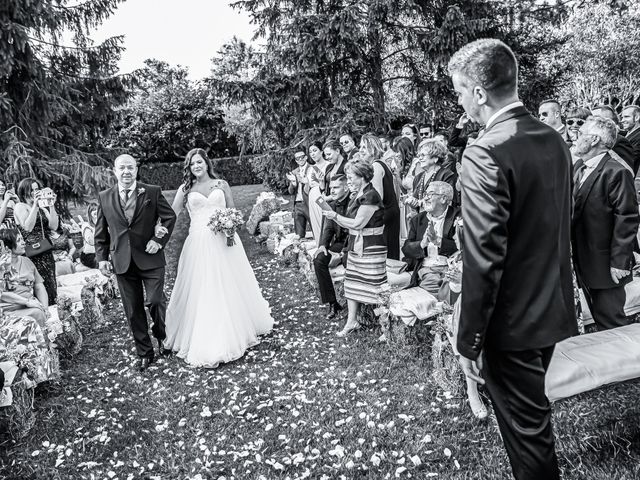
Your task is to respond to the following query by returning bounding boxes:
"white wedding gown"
[164,189,273,367]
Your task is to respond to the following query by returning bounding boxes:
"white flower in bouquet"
[208,208,244,246]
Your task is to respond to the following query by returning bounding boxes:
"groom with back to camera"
[449,39,578,479]
[94,154,176,371]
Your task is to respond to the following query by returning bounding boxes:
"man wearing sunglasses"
[538,99,565,136]
[571,116,639,331]
[339,134,357,160]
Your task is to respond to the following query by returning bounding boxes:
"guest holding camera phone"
[13,178,59,305]
[0,180,18,229]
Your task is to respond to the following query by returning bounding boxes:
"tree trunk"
[367,8,386,131]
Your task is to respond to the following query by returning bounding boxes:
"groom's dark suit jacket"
[457,106,578,360]
[95,182,176,274]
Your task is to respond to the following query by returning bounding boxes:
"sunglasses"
[566,119,585,127]
[539,112,549,118]
[294,155,306,160]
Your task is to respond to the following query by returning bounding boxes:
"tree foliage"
[112,59,238,166]
[1,0,136,202]
[541,1,640,109]
[209,0,571,190]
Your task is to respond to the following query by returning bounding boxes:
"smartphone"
[315,196,333,212]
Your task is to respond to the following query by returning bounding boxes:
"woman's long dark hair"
[182,148,219,206]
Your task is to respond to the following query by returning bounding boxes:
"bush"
[139,155,263,189]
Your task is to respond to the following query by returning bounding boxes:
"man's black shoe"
[326,302,344,320]
[138,356,154,371]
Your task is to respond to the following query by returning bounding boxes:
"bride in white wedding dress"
[163,148,273,367]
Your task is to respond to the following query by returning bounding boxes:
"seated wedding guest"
[571,116,639,330]
[79,204,98,269]
[404,139,457,214]
[564,106,591,146]
[592,104,636,174]
[323,139,346,194]
[339,133,358,160]
[50,224,77,276]
[620,105,640,173]
[286,148,319,239]
[0,180,18,229]
[402,181,459,290]
[538,99,566,136]
[308,141,329,244]
[0,229,49,326]
[360,133,401,260]
[313,174,351,319]
[13,177,58,305]
[322,160,386,336]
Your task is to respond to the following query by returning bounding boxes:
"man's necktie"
[123,188,130,204]
[573,159,585,197]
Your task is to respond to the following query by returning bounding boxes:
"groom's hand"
[145,240,162,254]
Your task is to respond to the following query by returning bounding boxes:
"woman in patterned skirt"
[13,178,58,305]
[322,160,387,336]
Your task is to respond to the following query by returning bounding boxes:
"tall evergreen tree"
[1,0,135,202]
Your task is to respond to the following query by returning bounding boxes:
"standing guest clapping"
[450,39,578,480]
[322,161,387,336]
[13,178,58,305]
[404,139,457,214]
[286,148,318,239]
[360,133,401,260]
[571,116,639,330]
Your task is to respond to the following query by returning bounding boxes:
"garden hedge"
[139,155,263,189]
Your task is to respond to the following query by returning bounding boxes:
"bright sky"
[90,0,256,79]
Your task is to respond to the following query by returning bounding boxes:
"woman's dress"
[343,184,388,305]
[308,162,329,245]
[17,209,57,305]
[164,189,274,368]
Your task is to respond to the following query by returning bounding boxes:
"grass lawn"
[1,184,639,479]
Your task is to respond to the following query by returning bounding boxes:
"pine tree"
[1,0,136,204]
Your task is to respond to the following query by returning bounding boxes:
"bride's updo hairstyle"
[182,148,219,204]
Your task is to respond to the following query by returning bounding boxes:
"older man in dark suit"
[449,39,578,480]
[571,116,639,330]
[401,181,459,289]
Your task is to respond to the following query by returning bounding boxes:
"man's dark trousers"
[482,346,559,480]
[115,259,167,359]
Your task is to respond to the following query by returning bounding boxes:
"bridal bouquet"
[208,208,244,246]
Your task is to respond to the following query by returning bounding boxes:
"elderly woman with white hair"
[403,139,457,216]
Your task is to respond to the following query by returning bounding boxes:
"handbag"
[24,212,53,258]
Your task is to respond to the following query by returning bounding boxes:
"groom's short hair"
[448,39,518,98]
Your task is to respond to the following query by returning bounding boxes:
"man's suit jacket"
[627,127,640,172]
[319,194,350,252]
[401,206,459,288]
[612,134,637,174]
[95,182,176,275]
[457,106,578,360]
[571,153,639,289]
